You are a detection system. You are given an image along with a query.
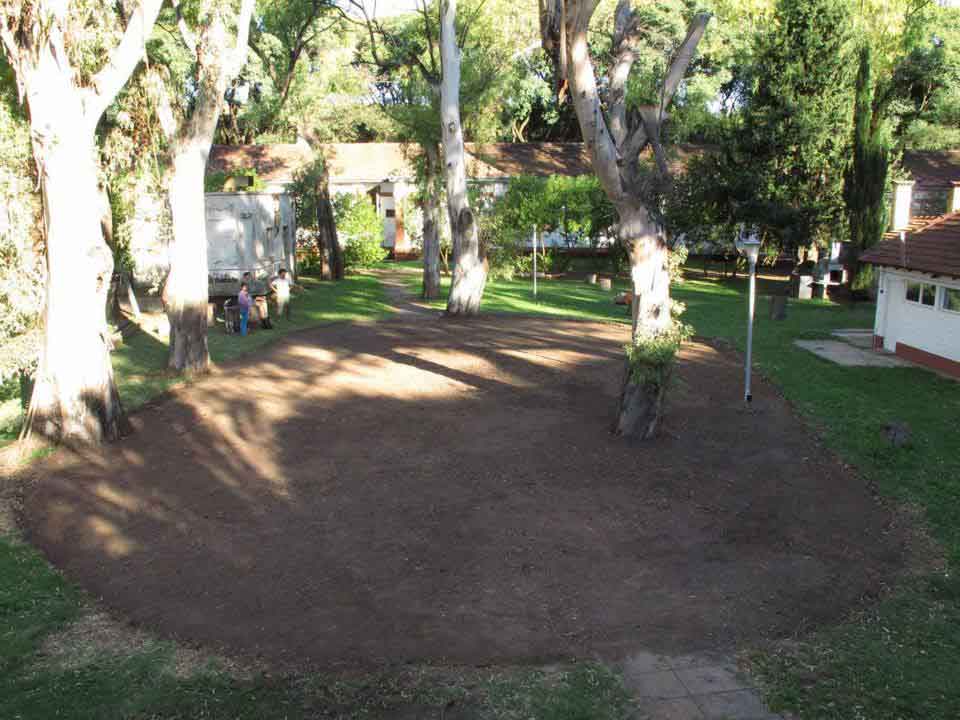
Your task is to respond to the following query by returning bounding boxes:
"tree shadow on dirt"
[23,316,918,673]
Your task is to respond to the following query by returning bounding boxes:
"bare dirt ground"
[22,315,913,672]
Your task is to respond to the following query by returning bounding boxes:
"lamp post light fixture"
[735,225,762,404]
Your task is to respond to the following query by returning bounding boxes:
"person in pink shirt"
[237,282,252,336]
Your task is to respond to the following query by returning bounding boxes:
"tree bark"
[162,0,255,373]
[422,145,442,299]
[440,0,486,316]
[29,122,123,443]
[165,147,211,372]
[1,0,164,443]
[316,174,343,280]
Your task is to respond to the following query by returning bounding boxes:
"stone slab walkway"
[621,651,782,720]
[794,339,912,368]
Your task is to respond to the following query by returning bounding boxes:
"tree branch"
[171,0,198,54]
[657,12,710,118]
[86,0,165,121]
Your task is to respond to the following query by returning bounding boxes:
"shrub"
[333,192,388,270]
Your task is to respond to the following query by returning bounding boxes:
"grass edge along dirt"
[0,529,635,719]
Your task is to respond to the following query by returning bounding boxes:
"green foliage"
[0,71,43,382]
[624,320,694,389]
[480,175,615,280]
[332,193,387,269]
[289,157,327,233]
[844,44,890,262]
[735,0,856,247]
[203,168,267,193]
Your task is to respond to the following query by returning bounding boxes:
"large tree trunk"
[422,145,442,299]
[613,203,672,439]
[165,146,211,372]
[316,174,343,281]
[28,114,122,443]
[440,0,487,316]
[162,0,254,372]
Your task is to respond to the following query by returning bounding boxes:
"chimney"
[949,181,960,214]
[889,180,915,231]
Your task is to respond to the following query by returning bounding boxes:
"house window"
[943,287,960,314]
[906,281,936,307]
[385,209,396,218]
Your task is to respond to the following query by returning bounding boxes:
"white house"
[861,181,960,378]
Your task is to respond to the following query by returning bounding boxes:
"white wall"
[878,269,960,363]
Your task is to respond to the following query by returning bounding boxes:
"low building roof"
[861,212,960,279]
[902,150,960,190]
[207,142,597,185]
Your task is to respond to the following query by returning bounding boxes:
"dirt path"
[23,307,913,672]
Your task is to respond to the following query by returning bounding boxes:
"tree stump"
[599,277,613,291]
[768,295,787,321]
[586,273,598,284]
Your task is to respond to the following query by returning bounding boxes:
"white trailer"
[205,192,296,296]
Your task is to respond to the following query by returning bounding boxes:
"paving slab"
[626,670,691,700]
[694,689,780,720]
[676,665,750,695]
[635,697,705,720]
[794,339,912,368]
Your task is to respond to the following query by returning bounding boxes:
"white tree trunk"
[619,204,672,340]
[422,145,442,299]
[162,0,255,372]
[1,0,163,443]
[440,0,486,315]
[165,147,211,372]
[28,100,122,442]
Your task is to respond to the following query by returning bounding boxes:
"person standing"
[237,282,252,336]
[271,268,293,321]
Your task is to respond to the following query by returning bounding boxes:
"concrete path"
[622,651,782,720]
[794,339,912,368]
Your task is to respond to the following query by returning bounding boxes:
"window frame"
[941,285,960,315]
[905,280,938,308]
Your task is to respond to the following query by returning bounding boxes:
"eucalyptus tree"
[550,0,709,438]
[0,0,163,443]
[351,0,503,307]
[152,0,255,373]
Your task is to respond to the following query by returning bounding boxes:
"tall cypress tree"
[739,0,856,248]
[844,44,889,287]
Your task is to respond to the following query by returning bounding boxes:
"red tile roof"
[207,142,596,184]
[861,212,960,279]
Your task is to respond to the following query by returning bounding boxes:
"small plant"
[624,317,693,390]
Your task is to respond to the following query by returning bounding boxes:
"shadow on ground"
[23,315,913,671]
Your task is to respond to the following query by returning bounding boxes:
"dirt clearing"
[23,316,912,670]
